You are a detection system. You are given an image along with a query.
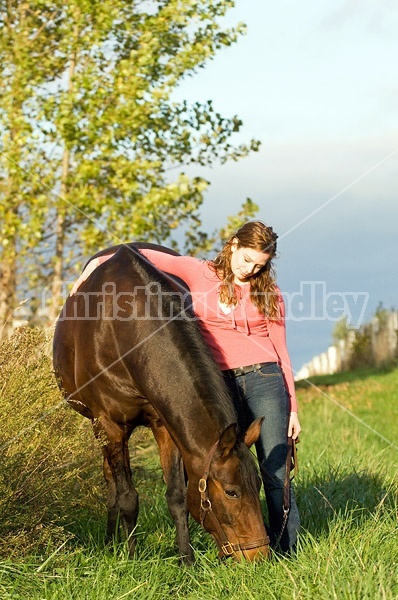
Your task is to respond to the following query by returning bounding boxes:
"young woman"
[71,221,301,552]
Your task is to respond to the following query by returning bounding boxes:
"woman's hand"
[288,411,301,440]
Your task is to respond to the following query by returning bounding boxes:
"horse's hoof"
[179,551,194,566]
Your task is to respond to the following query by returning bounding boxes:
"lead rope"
[274,436,298,549]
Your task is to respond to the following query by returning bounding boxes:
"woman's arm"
[70,248,197,296]
[268,293,301,438]
[139,249,198,285]
[70,257,102,295]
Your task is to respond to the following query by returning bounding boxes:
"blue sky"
[173,0,398,372]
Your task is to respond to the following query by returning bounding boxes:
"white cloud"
[320,0,398,34]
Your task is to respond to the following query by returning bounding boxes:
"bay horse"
[53,243,270,562]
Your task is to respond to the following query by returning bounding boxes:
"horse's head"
[187,418,270,561]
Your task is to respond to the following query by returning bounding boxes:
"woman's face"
[230,242,270,283]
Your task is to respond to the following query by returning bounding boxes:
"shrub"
[0,327,103,556]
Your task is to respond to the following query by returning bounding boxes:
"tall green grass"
[0,328,397,599]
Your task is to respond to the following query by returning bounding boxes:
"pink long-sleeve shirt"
[94,249,297,412]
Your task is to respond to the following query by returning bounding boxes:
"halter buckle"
[198,478,207,493]
[221,542,235,557]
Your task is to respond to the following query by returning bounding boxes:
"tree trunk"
[49,205,67,322]
[49,26,77,322]
[0,249,17,339]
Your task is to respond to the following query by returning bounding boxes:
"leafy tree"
[180,198,259,257]
[42,0,260,317]
[1,0,260,329]
[332,316,350,344]
[0,1,65,335]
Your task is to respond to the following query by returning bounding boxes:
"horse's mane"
[236,445,262,501]
[117,246,237,428]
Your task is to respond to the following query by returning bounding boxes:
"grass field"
[0,328,397,599]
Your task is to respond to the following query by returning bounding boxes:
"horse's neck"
[154,400,223,472]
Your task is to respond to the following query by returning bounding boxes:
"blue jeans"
[223,362,300,552]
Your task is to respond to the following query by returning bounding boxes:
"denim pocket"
[257,363,282,378]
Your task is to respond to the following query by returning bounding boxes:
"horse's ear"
[218,423,237,458]
[244,417,264,448]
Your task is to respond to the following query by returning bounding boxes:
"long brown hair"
[209,221,280,318]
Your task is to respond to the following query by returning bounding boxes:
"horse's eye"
[224,488,240,499]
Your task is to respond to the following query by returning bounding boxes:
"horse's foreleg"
[151,423,193,564]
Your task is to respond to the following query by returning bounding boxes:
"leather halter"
[198,440,270,560]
